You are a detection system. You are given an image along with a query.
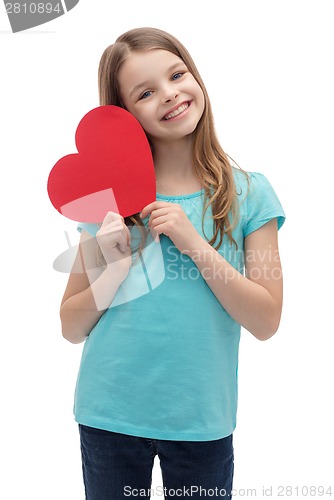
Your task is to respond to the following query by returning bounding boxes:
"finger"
[101,219,124,235]
[112,224,130,252]
[140,201,167,219]
[115,222,131,248]
[149,208,169,221]
[149,213,168,228]
[97,224,123,245]
[118,230,131,252]
[99,219,126,234]
[106,229,128,252]
[102,211,124,226]
[139,203,155,219]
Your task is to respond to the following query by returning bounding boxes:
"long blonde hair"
[98,27,247,261]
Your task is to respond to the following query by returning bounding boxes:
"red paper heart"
[47,105,156,222]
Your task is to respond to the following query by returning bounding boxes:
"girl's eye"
[172,72,184,81]
[139,90,153,100]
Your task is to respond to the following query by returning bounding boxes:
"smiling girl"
[60,27,286,499]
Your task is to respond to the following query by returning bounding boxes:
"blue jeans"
[78,424,234,499]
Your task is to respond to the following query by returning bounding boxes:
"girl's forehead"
[123,49,184,72]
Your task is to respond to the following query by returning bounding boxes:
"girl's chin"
[150,133,196,147]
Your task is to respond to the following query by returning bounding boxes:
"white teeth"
[164,102,189,120]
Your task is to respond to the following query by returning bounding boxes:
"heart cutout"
[47,105,156,222]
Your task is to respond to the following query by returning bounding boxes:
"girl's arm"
[188,218,283,341]
[140,200,283,340]
[60,218,131,344]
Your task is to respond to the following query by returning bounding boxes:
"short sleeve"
[243,172,286,237]
[77,222,100,237]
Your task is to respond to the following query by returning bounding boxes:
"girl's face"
[118,49,205,144]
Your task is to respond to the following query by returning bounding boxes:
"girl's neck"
[152,136,202,194]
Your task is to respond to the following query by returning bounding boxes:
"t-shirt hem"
[244,210,286,237]
[74,416,235,442]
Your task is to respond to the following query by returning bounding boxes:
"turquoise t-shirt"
[73,168,286,441]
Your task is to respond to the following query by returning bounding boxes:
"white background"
[1,1,333,498]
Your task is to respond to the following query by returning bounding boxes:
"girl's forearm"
[60,265,129,344]
[186,238,282,340]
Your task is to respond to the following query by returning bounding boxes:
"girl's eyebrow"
[130,80,151,98]
[129,62,187,98]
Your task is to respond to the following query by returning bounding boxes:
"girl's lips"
[161,101,192,121]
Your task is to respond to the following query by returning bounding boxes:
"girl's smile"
[118,49,205,145]
[161,101,191,121]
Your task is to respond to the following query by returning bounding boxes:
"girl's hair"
[97,27,247,264]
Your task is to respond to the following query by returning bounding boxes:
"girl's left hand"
[140,201,201,255]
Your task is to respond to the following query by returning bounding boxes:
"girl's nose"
[163,87,179,103]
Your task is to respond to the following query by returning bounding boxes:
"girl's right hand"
[96,211,132,272]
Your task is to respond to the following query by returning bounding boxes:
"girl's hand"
[96,211,132,271]
[140,201,201,255]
